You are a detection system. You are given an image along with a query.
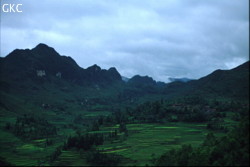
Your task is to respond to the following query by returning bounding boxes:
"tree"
[119,122,128,133]
[91,121,99,131]
[50,146,62,162]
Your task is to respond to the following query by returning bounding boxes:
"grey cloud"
[1,0,249,82]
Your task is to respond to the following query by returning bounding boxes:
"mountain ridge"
[0,44,122,86]
[0,43,249,100]
[164,60,249,100]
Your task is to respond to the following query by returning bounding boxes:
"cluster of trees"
[4,115,57,140]
[156,114,249,166]
[63,133,104,151]
[73,114,84,124]
[96,110,129,126]
[61,131,122,166]
[94,97,248,129]
[206,118,228,132]
[96,99,217,125]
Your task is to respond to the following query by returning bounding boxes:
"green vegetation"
[156,115,249,166]
[1,76,249,166]
[4,115,57,140]
[0,45,249,166]
[2,96,247,166]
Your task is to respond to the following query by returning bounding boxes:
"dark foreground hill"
[192,61,249,99]
[164,61,249,101]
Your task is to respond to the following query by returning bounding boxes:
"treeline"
[4,115,57,140]
[63,133,104,151]
[92,96,248,131]
[124,100,211,123]
[155,113,249,166]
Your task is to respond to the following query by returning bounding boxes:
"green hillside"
[0,44,249,166]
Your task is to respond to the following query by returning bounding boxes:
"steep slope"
[0,43,122,87]
[190,61,249,99]
[164,61,249,100]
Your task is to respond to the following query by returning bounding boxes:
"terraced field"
[52,150,88,166]
[0,112,231,166]
[97,122,222,166]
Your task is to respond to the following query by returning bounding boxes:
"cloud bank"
[1,0,249,82]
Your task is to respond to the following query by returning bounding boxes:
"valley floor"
[0,117,225,166]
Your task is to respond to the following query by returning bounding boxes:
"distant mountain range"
[168,77,193,83]
[0,43,249,100]
[121,76,129,82]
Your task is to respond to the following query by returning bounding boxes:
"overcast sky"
[1,0,249,82]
